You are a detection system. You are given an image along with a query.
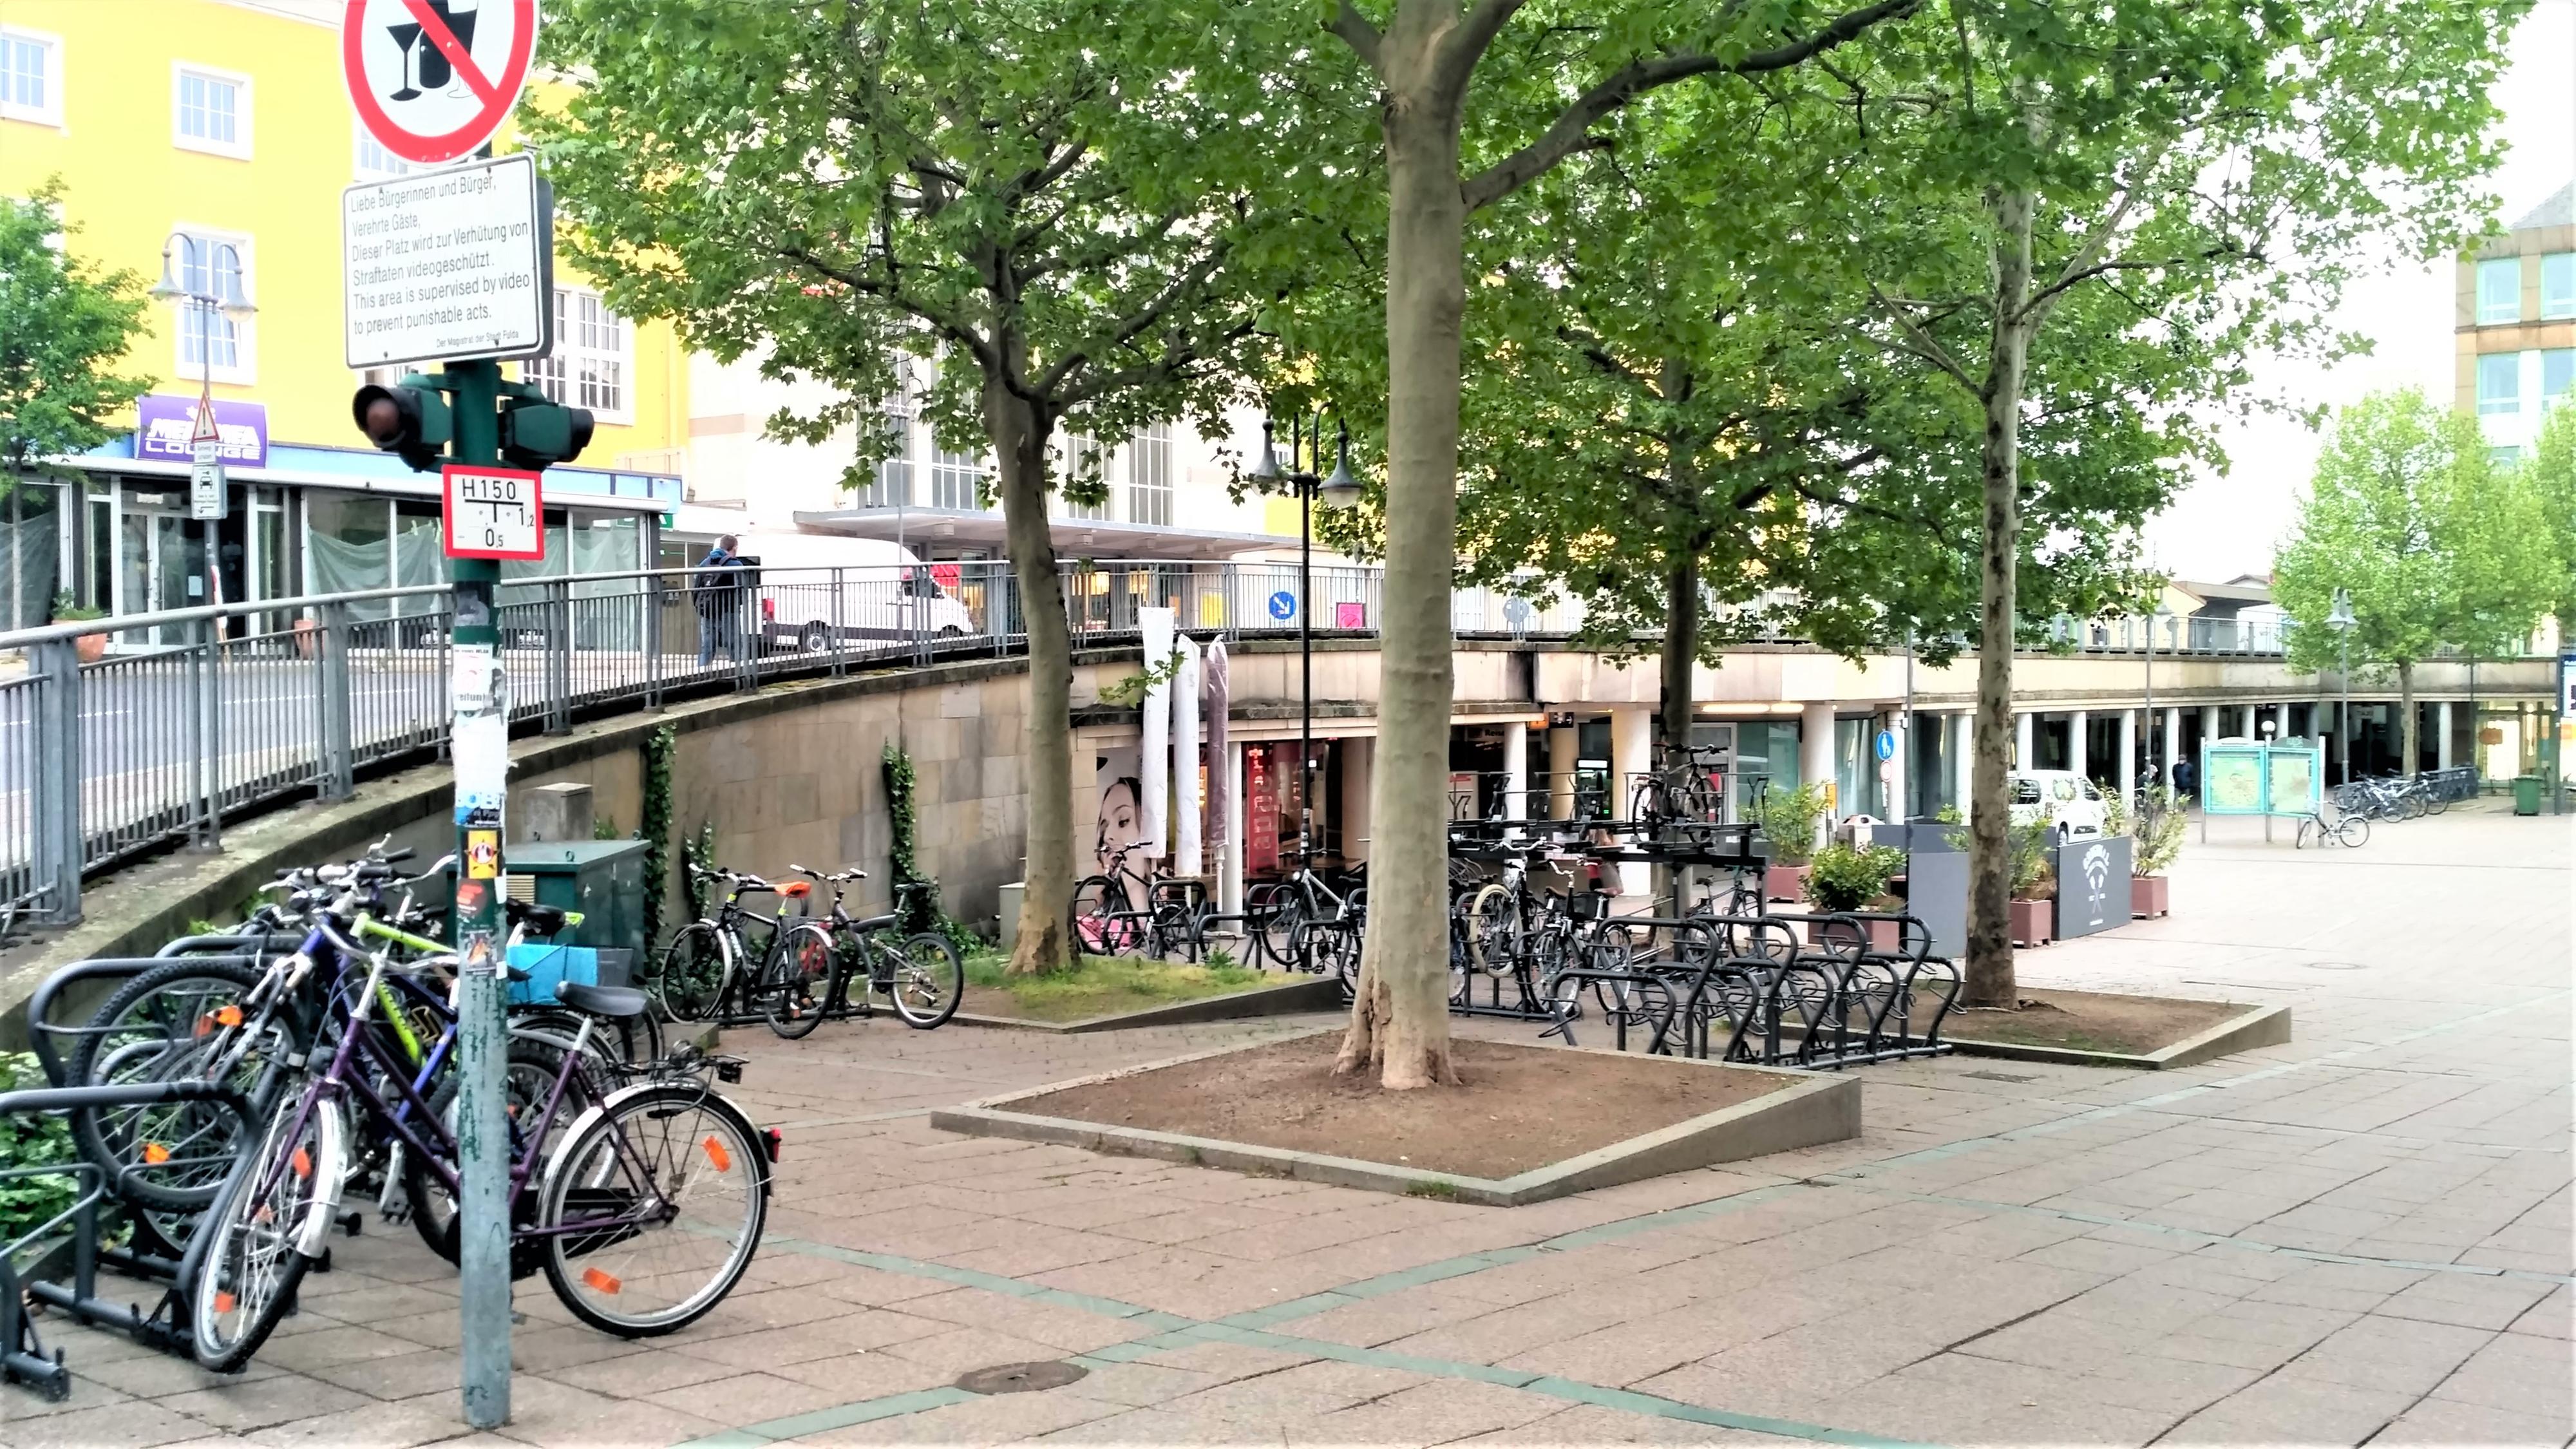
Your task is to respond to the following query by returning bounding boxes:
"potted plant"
[50,594,107,663]
[1804,842,1908,949]
[2112,786,2186,918]
[1749,781,1828,901]
[2008,818,2055,947]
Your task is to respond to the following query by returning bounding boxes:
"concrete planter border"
[949,974,1343,1034]
[929,1027,1861,1206]
[1946,1001,2289,1071]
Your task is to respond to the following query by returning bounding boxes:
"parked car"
[722,532,977,650]
[2010,770,2108,842]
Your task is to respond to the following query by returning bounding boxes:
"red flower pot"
[2131,875,2169,918]
[2011,898,2052,947]
[1765,863,1809,902]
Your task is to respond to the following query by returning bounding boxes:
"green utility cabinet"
[504,839,651,961]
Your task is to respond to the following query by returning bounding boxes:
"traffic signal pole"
[446,358,511,1429]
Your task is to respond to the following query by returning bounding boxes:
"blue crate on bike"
[506,943,601,1005]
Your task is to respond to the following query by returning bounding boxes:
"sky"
[2139,0,2576,584]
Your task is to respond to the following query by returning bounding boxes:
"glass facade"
[2475,257,2521,325]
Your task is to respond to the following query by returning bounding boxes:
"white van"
[2009,770,2109,842]
[709,531,976,651]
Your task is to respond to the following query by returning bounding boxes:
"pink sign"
[1334,601,1365,629]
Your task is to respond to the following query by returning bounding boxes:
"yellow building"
[0,0,687,632]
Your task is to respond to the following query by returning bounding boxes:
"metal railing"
[0,554,2368,929]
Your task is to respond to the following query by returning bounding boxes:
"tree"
[530,0,1348,974]
[2525,404,2576,637]
[0,184,149,482]
[1826,0,2520,1010]
[1320,0,1926,1090]
[2277,392,2552,771]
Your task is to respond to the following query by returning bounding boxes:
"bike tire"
[887,933,963,1029]
[538,1083,768,1338]
[69,958,283,1214]
[403,1045,587,1278]
[1067,876,1126,962]
[2336,815,2370,848]
[762,924,838,1039]
[191,1098,324,1372]
[655,923,731,1023]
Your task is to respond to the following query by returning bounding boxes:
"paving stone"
[1,1399,216,1449]
[2372,1392,2576,1446]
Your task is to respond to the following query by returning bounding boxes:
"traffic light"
[352,382,453,472]
[500,400,594,470]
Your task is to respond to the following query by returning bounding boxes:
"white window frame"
[2473,257,2520,327]
[2474,351,2519,417]
[0,26,63,129]
[1126,423,1172,527]
[2543,348,2574,412]
[171,62,251,160]
[169,224,255,386]
[522,286,634,426]
[930,448,990,511]
[2543,253,2575,322]
[352,118,412,180]
[1057,431,1109,520]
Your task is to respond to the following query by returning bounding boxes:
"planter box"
[1764,863,1810,902]
[2131,875,2170,918]
[2010,897,2052,947]
[1808,916,1900,952]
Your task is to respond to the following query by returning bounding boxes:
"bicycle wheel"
[762,923,838,1039]
[193,1095,330,1372]
[655,923,731,1023]
[70,959,287,1213]
[2334,815,2370,848]
[538,1083,768,1337]
[1067,876,1126,961]
[404,1041,587,1276]
[1260,894,1307,971]
[886,933,964,1028]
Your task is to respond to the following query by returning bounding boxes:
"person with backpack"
[694,535,746,666]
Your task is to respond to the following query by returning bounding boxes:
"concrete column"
[1340,735,1372,864]
[2069,709,2089,782]
[2202,704,2221,744]
[1953,712,1973,817]
[1547,725,1577,819]
[1612,708,1654,895]
[2163,707,2181,789]
[2116,710,2136,802]
[2014,712,2034,771]
[2436,701,2454,770]
[2241,703,2258,739]
[1800,701,1837,823]
[1220,743,1245,915]
[1501,720,1529,824]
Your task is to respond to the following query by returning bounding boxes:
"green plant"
[638,724,676,948]
[680,819,719,924]
[883,741,976,955]
[1804,842,1906,914]
[2130,786,2187,876]
[1749,781,1828,866]
[1405,1179,1461,1200]
[50,592,103,623]
[592,814,620,840]
[1202,944,1240,972]
[1097,643,1187,709]
[2009,820,2056,900]
[0,1051,75,1244]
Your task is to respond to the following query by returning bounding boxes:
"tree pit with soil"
[1947,987,2249,1056]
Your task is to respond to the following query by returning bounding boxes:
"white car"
[2010,770,2108,842]
[728,532,979,649]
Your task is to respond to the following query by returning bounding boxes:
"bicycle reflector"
[350,383,452,473]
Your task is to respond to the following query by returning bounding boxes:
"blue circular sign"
[1267,590,1296,621]
[1873,729,1897,762]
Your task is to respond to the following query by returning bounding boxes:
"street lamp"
[2143,603,2172,790]
[149,232,257,612]
[1251,415,1361,868]
[2326,587,2357,784]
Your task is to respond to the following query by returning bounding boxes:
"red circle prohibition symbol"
[343,0,538,166]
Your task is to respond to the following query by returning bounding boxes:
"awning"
[792,507,1298,562]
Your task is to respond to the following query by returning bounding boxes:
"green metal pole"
[446,358,511,1428]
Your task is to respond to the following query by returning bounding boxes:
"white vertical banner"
[1138,606,1174,858]
[1172,634,1203,876]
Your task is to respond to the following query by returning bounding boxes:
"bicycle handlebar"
[790,864,867,884]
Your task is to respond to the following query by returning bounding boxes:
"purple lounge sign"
[135,395,268,468]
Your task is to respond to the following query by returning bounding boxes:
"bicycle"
[1631,743,1727,829]
[1069,844,1206,962]
[2296,810,2369,848]
[762,867,965,1036]
[655,867,812,1023]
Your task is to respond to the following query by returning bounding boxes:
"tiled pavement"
[8,803,2568,1447]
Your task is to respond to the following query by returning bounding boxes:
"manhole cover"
[1963,1072,2039,1084]
[2301,961,2367,971]
[956,1361,1088,1395]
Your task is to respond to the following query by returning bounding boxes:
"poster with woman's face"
[1095,746,1148,898]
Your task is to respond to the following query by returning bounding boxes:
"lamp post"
[2142,604,2173,790]
[149,233,257,612]
[2327,588,2356,784]
[1250,416,1361,868]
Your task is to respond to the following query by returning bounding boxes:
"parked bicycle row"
[654,864,964,1037]
[5,841,775,1399]
[2300,768,2479,847]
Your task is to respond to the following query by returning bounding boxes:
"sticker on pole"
[342,0,540,166]
[443,463,544,560]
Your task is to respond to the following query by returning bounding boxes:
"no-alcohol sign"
[342,0,540,166]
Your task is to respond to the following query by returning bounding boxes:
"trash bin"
[2513,775,2543,815]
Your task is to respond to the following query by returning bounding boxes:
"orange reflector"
[194,1015,214,1038]
[214,1005,243,1028]
[582,1267,622,1295]
[701,1136,732,1172]
[213,1291,236,1314]
[142,1142,171,1165]
[290,1147,311,1179]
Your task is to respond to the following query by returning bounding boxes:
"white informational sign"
[442,463,544,560]
[188,438,227,522]
[344,153,551,370]
[341,0,540,167]
[451,642,509,825]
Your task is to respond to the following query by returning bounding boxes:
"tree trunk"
[1659,551,1700,751]
[1334,59,1463,1090]
[989,376,1074,977]
[2398,659,2418,777]
[1963,187,2036,1012]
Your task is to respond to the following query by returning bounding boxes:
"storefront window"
[1,482,61,630]
[571,513,642,649]
[305,491,392,620]
[392,502,443,616]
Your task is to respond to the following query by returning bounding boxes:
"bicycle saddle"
[553,981,647,1018]
[505,899,569,936]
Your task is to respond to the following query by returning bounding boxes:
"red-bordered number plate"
[442,464,545,560]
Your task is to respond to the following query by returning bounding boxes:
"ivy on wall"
[883,741,974,951]
[681,819,719,925]
[638,724,676,947]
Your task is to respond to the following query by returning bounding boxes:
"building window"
[2474,258,2521,325]
[1126,423,1171,527]
[522,287,630,422]
[1059,432,1108,520]
[172,64,249,158]
[353,121,412,180]
[2544,253,2575,321]
[862,398,912,508]
[2490,445,2523,466]
[1,27,62,128]
[2476,352,2520,415]
[931,448,989,511]
[2545,349,2573,410]
[173,231,252,383]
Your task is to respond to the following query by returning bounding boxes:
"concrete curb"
[929,1029,1861,1206]
[949,975,1345,1034]
[1945,1002,2291,1070]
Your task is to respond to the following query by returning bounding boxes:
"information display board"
[2201,742,2324,818]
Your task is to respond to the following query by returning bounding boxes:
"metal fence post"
[316,601,356,800]
[645,573,664,709]
[829,567,846,676]
[193,616,223,849]
[546,579,573,735]
[32,639,83,925]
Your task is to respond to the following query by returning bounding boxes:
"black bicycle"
[761,867,965,1037]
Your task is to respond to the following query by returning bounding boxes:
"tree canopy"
[0,184,149,480]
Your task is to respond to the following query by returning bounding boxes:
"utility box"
[502,838,650,963]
